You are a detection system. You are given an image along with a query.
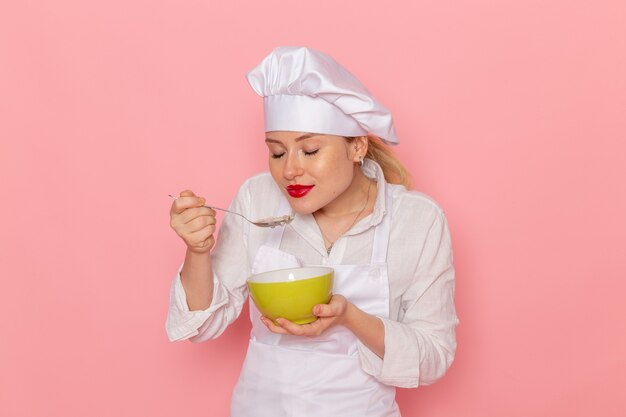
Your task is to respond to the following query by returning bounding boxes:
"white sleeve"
[165,182,251,343]
[358,210,459,387]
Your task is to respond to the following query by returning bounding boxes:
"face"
[265,131,360,214]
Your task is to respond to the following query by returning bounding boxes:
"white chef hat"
[246,46,399,145]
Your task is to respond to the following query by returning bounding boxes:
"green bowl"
[247,266,334,325]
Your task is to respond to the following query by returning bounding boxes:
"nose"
[283,151,304,180]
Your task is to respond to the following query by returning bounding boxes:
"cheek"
[316,156,354,193]
[268,159,283,181]
[319,153,353,179]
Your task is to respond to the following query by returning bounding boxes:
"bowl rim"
[247,266,334,284]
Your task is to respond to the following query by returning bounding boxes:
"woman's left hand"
[261,294,350,337]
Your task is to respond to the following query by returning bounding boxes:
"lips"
[286,184,315,198]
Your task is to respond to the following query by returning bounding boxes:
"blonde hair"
[346,135,412,189]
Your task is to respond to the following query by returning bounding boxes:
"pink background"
[1,1,625,416]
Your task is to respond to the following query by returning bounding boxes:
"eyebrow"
[265,133,318,144]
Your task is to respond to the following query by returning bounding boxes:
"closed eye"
[271,149,318,159]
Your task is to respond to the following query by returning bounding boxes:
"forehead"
[265,131,345,142]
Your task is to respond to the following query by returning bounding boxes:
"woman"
[166,46,459,417]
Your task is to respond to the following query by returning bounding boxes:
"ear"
[352,136,369,163]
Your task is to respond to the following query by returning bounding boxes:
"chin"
[289,203,317,215]
[286,196,322,215]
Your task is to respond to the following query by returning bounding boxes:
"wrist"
[342,301,359,329]
[187,245,212,256]
[184,247,213,266]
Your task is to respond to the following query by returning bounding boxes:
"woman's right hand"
[170,189,217,254]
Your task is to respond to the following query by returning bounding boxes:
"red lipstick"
[286,184,314,198]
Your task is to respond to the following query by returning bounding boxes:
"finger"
[274,318,309,336]
[170,210,214,235]
[179,206,216,225]
[185,217,216,234]
[175,207,215,227]
[183,225,216,246]
[179,190,196,198]
[261,317,290,335]
[278,318,328,337]
[171,197,204,215]
[171,195,206,215]
[188,226,214,244]
[313,303,339,318]
[314,294,347,317]
[186,231,214,252]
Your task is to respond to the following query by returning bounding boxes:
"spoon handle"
[168,194,291,228]
[203,205,255,224]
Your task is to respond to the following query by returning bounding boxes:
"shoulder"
[386,183,451,242]
[388,183,446,219]
[386,185,453,270]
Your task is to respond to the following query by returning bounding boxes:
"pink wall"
[1,1,625,416]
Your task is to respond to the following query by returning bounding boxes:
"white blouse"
[166,159,459,388]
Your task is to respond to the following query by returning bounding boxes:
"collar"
[359,158,387,230]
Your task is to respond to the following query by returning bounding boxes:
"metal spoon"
[168,194,294,228]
